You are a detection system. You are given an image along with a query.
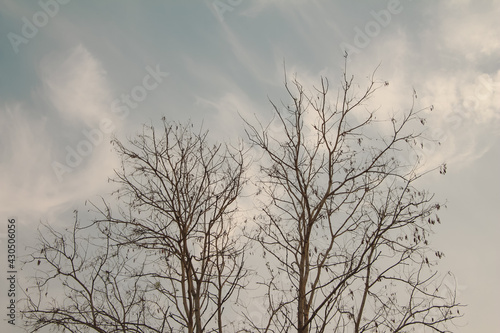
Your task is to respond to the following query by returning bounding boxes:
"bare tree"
[21,213,161,333]
[22,121,249,333]
[21,60,463,333]
[243,58,463,333]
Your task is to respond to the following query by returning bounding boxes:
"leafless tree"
[22,121,249,333]
[21,213,160,333]
[21,60,463,333]
[243,57,463,333]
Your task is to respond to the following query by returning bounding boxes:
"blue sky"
[1,0,499,331]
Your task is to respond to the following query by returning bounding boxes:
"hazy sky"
[1,1,499,332]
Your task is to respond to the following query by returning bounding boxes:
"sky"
[0,0,499,332]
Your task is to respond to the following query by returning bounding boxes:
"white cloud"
[0,45,120,224]
[437,1,500,61]
[341,0,500,171]
[40,44,113,126]
[0,106,56,217]
[414,68,500,168]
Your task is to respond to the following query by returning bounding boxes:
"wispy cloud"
[40,44,113,126]
[437,1,500,61]
[0,45,119,222]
